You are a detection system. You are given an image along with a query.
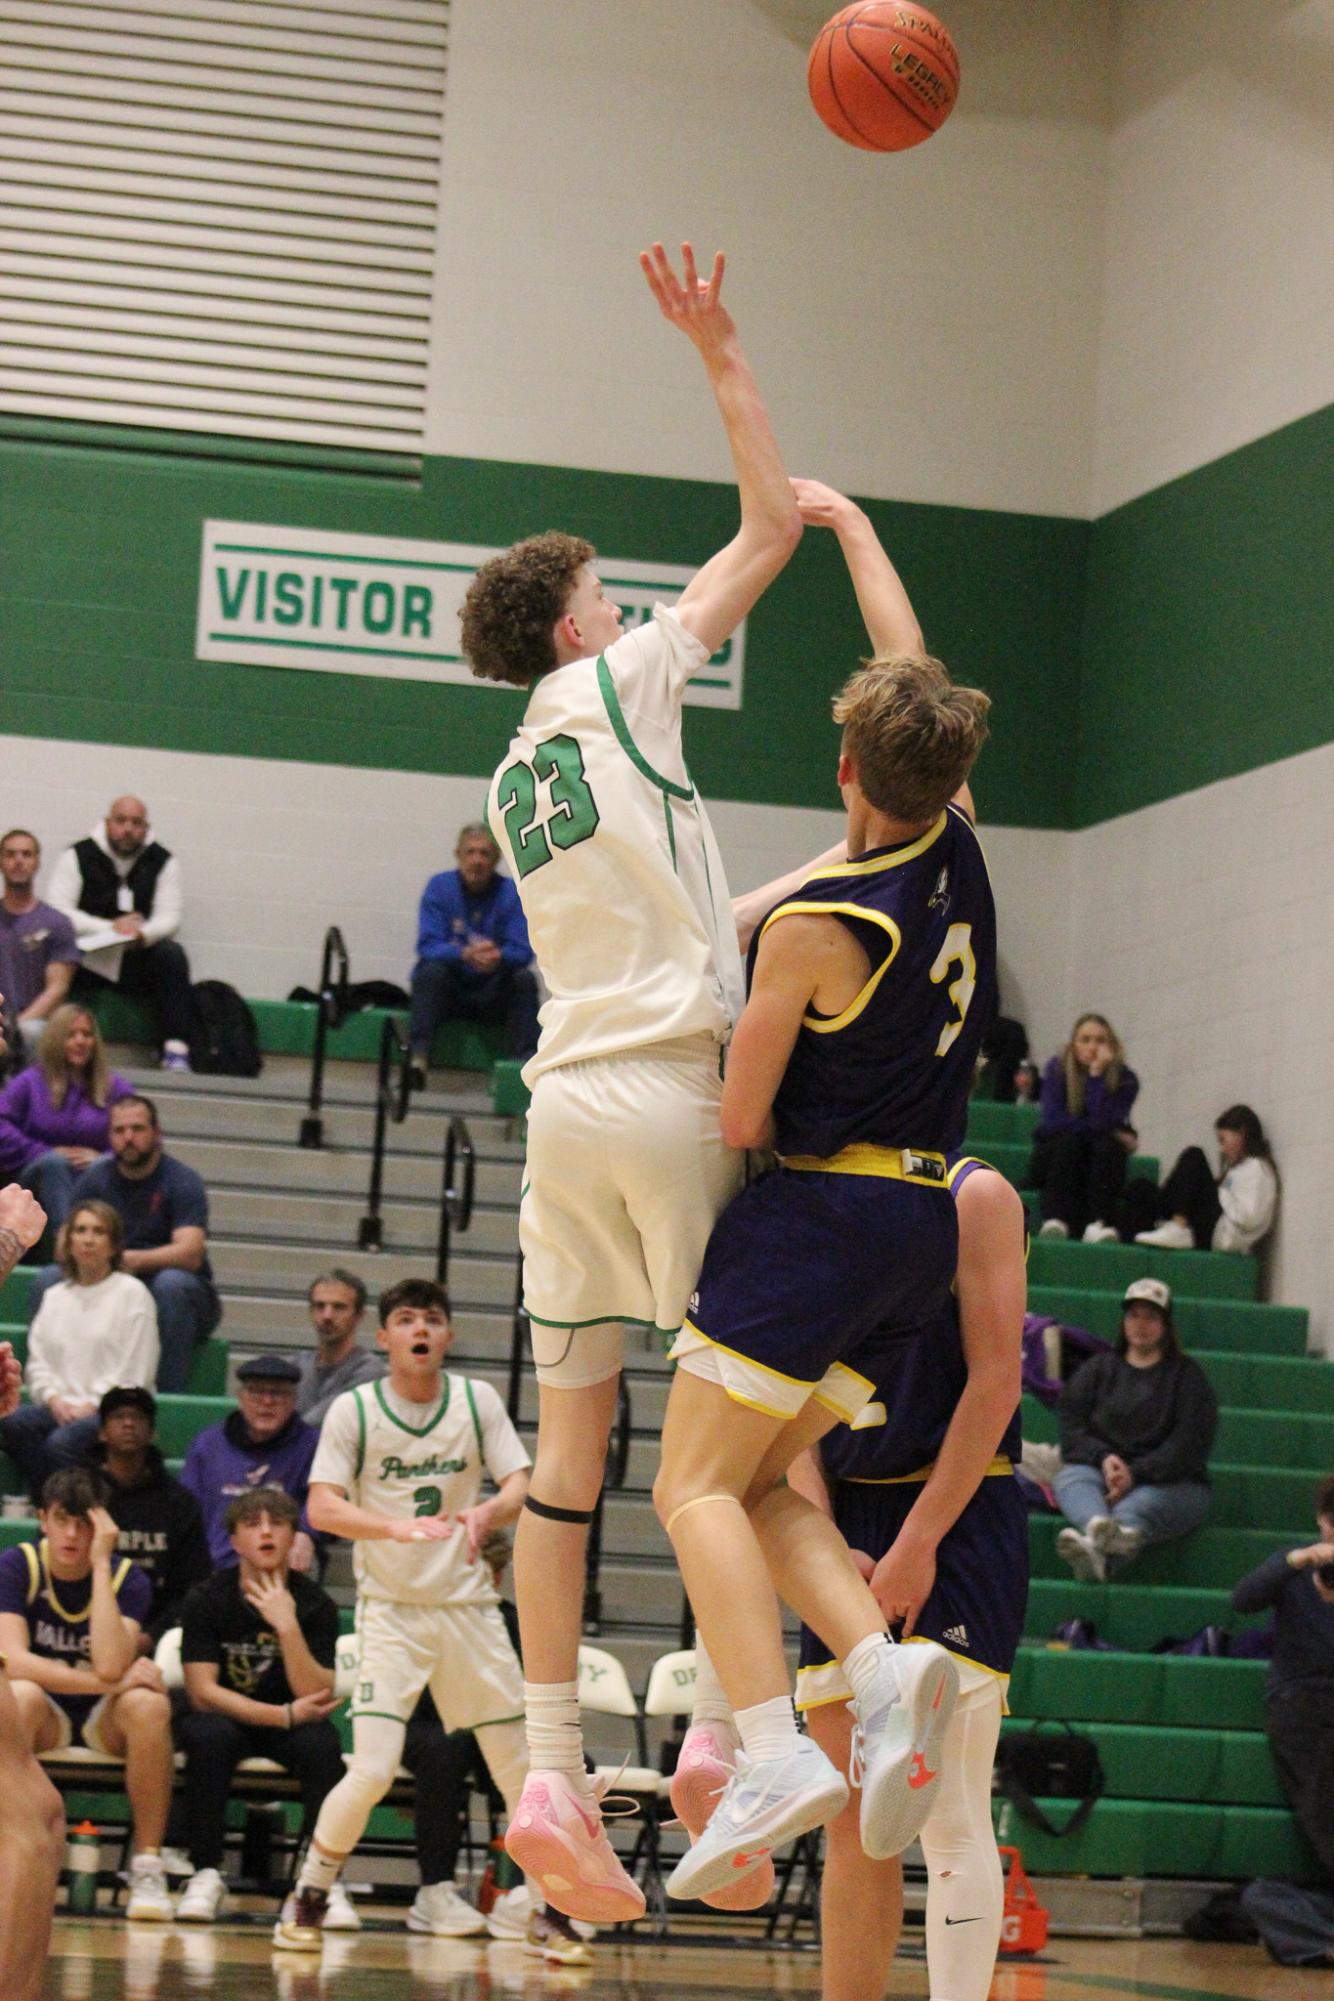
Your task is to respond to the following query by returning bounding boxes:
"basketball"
[808,3,960,152]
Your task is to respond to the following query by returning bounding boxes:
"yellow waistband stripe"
[846,1453,1013,1487]
[783,1143,949,1186]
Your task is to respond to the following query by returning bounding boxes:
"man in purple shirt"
[179,1354,320,1572]
[409,824,539,1079]
[0,1465,175,1919]
[0,830,80,1065]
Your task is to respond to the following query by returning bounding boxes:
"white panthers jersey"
[485,605,745,1084]
[310,1374,530,1607]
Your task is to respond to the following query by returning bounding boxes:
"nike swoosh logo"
[908,1752,938,1791]
[732,1849,769,1871]
[944,1915,981,1926]
[566,1796,602,1840]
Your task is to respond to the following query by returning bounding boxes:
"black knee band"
[525,1495,596,1526]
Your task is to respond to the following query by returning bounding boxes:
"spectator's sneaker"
[406,1881,486,1936]
[407,1061,428,1094]
[176,1867,227,1923]
[671,1725,776,1912]
[1056,1526,1106,1582]
[1134,1219,1193,1250]
[524,1907,594,1965]
[1082,1221,1120,1244]
[1037,1219,1069,1240]
[505,1772,645,1924]
[160,1846,194,1881]
[666,1737,847,1902]
[273,1887,328,1951]
[324,1883,361,1932]
[485,1884,535,1939]
[159,1039,192,1073]
[125,1853,174,1922]
[1089,1516,1144,1563]
[850,1643,958,1861]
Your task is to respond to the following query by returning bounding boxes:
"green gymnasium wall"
[3,407,1329,830]
[0,421,1084,830]
[1077,404,1334,826]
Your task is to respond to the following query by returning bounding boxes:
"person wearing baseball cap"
[178,1355,320,1571]
[1052,1275,1218,1582]
[92,1385,210,1651]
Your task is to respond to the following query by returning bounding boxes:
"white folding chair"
[577,1643,667,1925]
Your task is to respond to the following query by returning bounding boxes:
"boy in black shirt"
[175,1486,346,1924]
[93,1386,210,1648]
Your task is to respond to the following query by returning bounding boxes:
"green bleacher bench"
[1018,1389,1332,1469]
[1203,1462,1328,1530]
[0,1317,226,1395]
[963,1101,1041,1143]
[991,1795,1318,1881]
[491,1059,530,1118]
[998,1717,1285,1807]
[1027,1287,1308,1357]
[1027,1516,1290,1590]
[1007,1646,1269,1732]
[1027,1237,1258,1300]
[1024,1576,1267,1652]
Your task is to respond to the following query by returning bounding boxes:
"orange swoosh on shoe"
[908,1752,937,1791]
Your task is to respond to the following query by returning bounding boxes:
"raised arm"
[732,840,848,954]
[791,479,923,658]
[640,242,801,657]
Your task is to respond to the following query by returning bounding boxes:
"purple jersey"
[0,1538,152,1670]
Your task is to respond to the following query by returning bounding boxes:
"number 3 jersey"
[485,605,745,1084]
[310,1375,531,1607]
[761,803,997,1157]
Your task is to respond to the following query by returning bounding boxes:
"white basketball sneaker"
[665,1736,847,1902]
[851,1642,959,1860]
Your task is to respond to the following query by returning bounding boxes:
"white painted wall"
[1092,0,1334,514]
[1067,741,1334,1356]
[427,0,1108,518]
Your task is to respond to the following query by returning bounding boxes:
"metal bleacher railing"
[298,925,350,1150]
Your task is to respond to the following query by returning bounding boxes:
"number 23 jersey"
[310,1375,531,1606]
[485,605,745,1083]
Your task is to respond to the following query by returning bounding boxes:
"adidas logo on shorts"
[942,1624,970,1649]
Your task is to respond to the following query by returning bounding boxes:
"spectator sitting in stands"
[0,830,80,1067]
[0,1004,132,1230]
[179,1355,318,1575]
[0,1200,158,1498]
[297,1269,384,1427]
[47,795,194,1073]
[408,824,540,1082]
[173,1486,354,1928]
[1231,1473,1334,1889]
[92,1385,210,1654]
[1119,1103,1279,1256]
[26,1093,221,1394]
[1029,1012,1140,1244]
[0,1467,176,1920]
[1053,1277,1217,1581]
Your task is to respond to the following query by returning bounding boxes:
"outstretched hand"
[790,478,858,530]
[640,241,735,355]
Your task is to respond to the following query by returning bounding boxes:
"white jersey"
[310,1373,530,1607]
[485,605,745,1084]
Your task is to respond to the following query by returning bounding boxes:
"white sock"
[690,1637,736,1732]
[524,1680,590,1783]
[842,1631,894,1705]
[735,1694,800,1764]
[297,1848,342,1895]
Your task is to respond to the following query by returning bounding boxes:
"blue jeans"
[20,1151,79,1232]
[1053,1461,1210,1569]
[27,1264,221,1393]
[409,958,540,1062]
[0,1402,101,1501]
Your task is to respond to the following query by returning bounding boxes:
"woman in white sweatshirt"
[1117,1104,1279,1255]
[0,1199,157,1499]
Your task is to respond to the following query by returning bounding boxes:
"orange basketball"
[808,3,960,152]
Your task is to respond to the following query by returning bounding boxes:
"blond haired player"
[276,1278,532,1950]
[461,242,802,1922]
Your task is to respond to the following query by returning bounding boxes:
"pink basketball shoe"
[671,1725,775,1912]
[505,1771,646,1925]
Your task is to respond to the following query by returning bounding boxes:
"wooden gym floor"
[42,1919,1319,2001]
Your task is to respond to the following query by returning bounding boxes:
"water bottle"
[1014,1061,1038,1104]
[65,1821,100,1915]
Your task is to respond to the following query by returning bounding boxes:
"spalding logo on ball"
[808,3,960,151]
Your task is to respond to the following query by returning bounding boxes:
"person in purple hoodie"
[0,1003,131,1230]
[1027,1013,1140,1244]
[179,1354,320,1573]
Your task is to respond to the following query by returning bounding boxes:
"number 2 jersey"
[485,606,745,1084]
[761,802,997,1158]
[310,1374,531,1607]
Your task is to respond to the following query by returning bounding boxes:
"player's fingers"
[680,241,699,299]
[900,1603,919,1640]
[705,249,724,304]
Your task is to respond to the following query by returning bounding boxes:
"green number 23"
[497,734,600,879]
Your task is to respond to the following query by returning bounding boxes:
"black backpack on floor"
[189,980,262,1077]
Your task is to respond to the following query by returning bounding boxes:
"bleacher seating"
[7,1018,1325,1898]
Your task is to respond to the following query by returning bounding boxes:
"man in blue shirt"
[409,824,539,1074]
[26,1093,221,1392]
